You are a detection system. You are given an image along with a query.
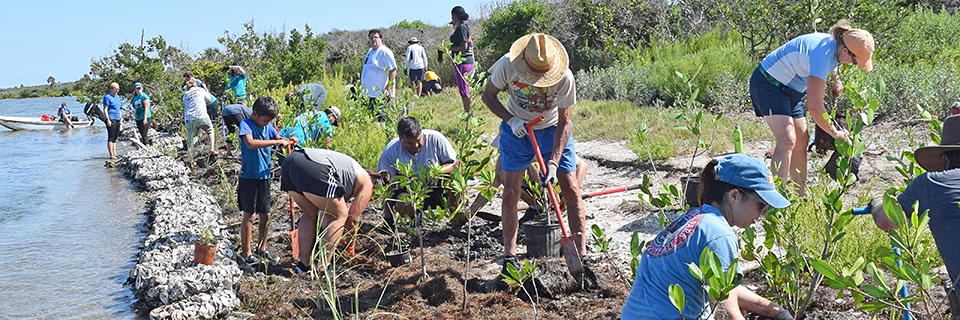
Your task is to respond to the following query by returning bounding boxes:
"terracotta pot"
[194,243,216,265]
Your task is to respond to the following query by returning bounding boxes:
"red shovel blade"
[288,229,299,259]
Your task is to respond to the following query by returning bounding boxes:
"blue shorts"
[498,121,577,173]
[409,69,425,81]
[749,66,806,118]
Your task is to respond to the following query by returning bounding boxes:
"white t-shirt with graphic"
[361,45,397,98]
[488,54,576,130]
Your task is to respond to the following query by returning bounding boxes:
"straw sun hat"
[914,114,960,171]
[509,33,568,87]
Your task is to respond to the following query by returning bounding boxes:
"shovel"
[581,184,642,199]
[285,142,300,259]
[524,116,584,277]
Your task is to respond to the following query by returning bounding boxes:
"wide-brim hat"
[408,37,419,44]
[843,29,875,72]
[915,114,960,171]
[509,33,568,87]
[325,106,342,126]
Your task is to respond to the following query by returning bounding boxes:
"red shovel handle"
[524,116,570,239]
[581,184,642,199]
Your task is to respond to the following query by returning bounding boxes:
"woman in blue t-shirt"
[622,154,793,320]
[749,21,874,195]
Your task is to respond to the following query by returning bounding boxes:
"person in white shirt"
[183,79,215,153]
[360,29,397,122]
[404,37,428,97]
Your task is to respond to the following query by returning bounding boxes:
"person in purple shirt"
[102,82,123,159]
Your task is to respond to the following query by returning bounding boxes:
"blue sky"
[0,0,489,89]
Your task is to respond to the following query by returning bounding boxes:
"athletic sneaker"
[295,261,311,274]
[500,255,521,279]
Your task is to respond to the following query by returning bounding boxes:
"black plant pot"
[524,221,561,258]
[385,249,411,268]
[823,150,861,181]
[680,176,700,208]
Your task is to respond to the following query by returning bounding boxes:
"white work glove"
[507,117,527,138]
[544,160,558,185]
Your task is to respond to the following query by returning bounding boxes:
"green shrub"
[575,62,656,106]
[477,0,549,68]
[856,62,960,119]
[633,29,754,107]
[877,8,960,66]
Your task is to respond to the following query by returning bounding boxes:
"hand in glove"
[403,69,408,76]
[543,160,558,185]
[437,49,444,64]
[506,117,527,138]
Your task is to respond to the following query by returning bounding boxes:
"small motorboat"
[0,116,95,131]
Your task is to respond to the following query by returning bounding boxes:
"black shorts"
[237,178,272,213]
[106,119,121,142]
[409,68,425,81]
[223,113,245,134]
[423,80,441,95]
[280,150,346,199]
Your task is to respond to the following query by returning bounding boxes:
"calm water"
[0,97,145,319]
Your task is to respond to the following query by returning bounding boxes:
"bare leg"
[558,171,587,254]
[290,191,348,268]
[763,115,800,193]
[256,212,269,252]
[790,117,809,193]
[461,96,471,114]
[469,159,503,214]
[208,132,216,153]
[240,211,255,257]
[501,170,524,256]
[108,141,116,158]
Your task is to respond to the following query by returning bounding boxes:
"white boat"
[0,116,96,131]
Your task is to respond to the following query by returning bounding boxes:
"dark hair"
[182,71,194,79]
[397,117,422,139]
[697,159,738,206]
[61,102,67,106]
[252,96,279,119]
[829,20,852,40]
[451,6,469,21]
[367,169,391,188]
[368,29,381,38]
[945,150,960,170]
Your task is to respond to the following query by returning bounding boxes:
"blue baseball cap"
[134,82,143,89]
[715,154,791,209]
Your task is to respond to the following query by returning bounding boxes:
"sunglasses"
[846,47,858,66]
[739,188,769,214]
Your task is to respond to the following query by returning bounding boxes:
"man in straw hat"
[481,32,586,272]
[404,37,428,97]
[868,114,960,317]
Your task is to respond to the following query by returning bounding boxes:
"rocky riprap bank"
[117,127,242,319]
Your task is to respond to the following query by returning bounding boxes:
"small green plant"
[628,231,646,286]
[196,227,216,246]
[665,247,743,319]
[812,194,947,319]
[591,224,634,289]
[501,259,540,317]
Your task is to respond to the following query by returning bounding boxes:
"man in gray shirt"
[376,117,458,229]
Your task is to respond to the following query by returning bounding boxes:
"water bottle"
[733,124,743,153]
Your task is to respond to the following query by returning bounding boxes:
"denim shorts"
[409,68,425,81]
[749,66,806,118]
[498,121,577,173]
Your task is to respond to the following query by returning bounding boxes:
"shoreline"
[115,127,243,319]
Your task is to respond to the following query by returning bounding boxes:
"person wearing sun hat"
[750,20,875,195]
[622,153,794,320]
[481,32,585,274]
[404,37,428,96]
[868,114,960,316]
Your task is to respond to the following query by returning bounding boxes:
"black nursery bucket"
[823,150,861,180]
[524,221,561,258]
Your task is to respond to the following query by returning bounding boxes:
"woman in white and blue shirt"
[749,21,874,194]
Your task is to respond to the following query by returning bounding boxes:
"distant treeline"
[0,81,80,100]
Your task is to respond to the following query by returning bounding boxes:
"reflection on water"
[0,97,145,319]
